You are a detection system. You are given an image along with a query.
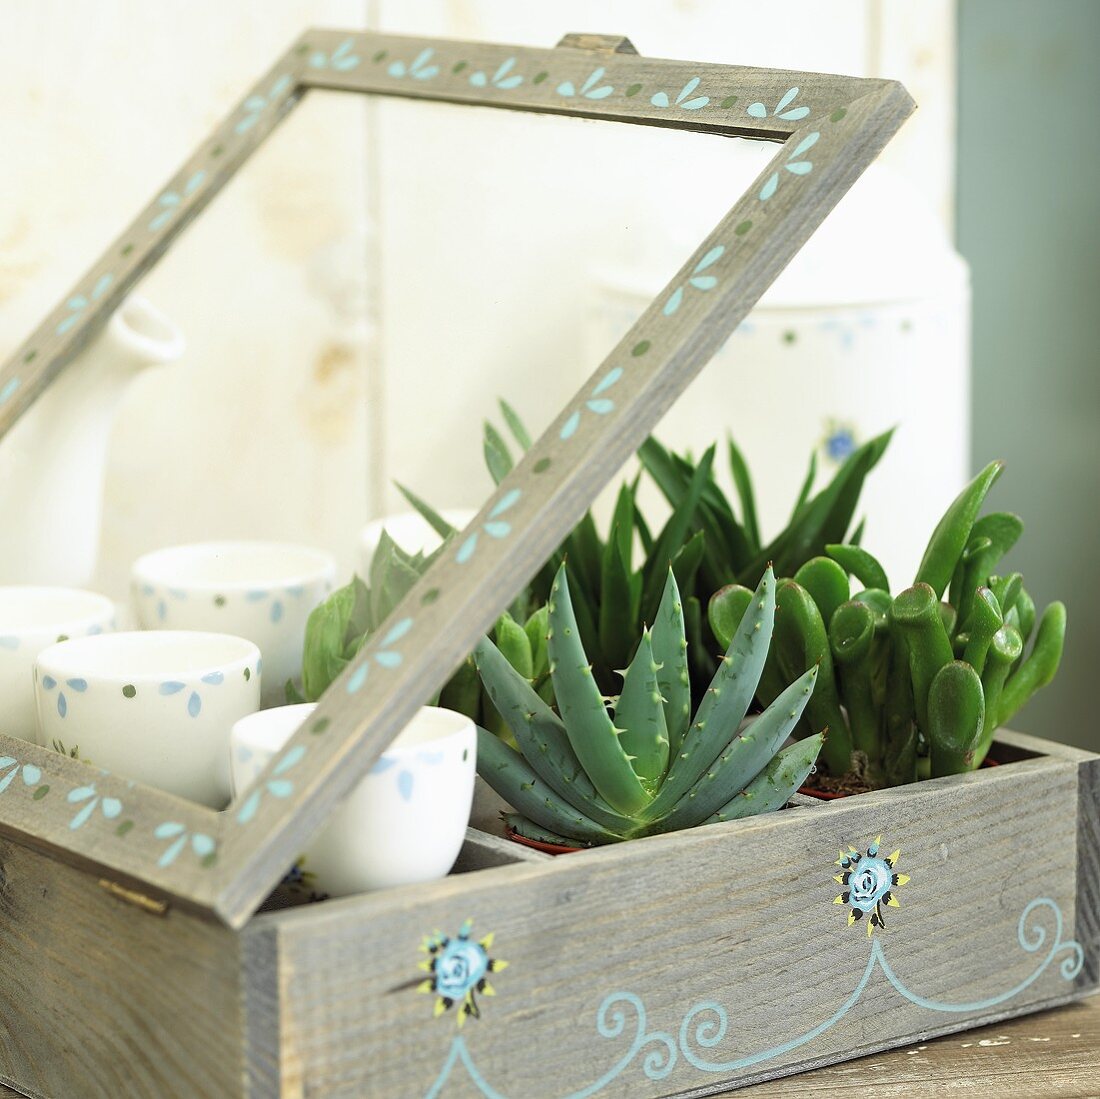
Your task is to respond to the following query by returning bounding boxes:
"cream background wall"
[0,0,956,593]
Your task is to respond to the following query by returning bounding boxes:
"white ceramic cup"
[359,510,476,574]
[231,703,476,896]
[35,631,261,807]
[130,542,336,707]
[0,587,117,743]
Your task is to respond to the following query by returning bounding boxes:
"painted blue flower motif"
[469,57,523,89]
[759,132,819,201]
[55,274,113,336]
[244,588,287,624]
[237,743,305,824]
[456,490,522,565]
[67,783,122,830]
[747,86,810,121]
[0,758,41,794]
[310,38,360,71]
[419,920,507,1026]
[236,74,292,134]
[154,821,217,868]
[371,749,443,802]
[0,377,19,406]
[346,617,414,693]
[39,674,88,718]
[835,836,910,936]
[149,171,206,231]
[388,48,439,80]
[651,77,709,110]
[557,67,613,99]
[561,367,624,440]
[664,245,724,316]
[824,421,857,462]
[159,671,224,718]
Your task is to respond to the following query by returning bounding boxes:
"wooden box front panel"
[0,837,241,1099]
[246,751,1094,1098]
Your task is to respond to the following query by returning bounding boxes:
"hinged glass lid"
[0,28,912,928]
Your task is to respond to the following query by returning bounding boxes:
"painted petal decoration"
[560,411,581,440]
[380,618,414,647]
[201,672,224,685]
[663,287,685,316]
[650,91,671,108]
[775,87,799,113]
[760,172,780,201]
[398,770,414,801]
[187,692,202,718]
[747,101,767,118]
[160,682,186,695]
[586,398,614,415]
[592,367,623,395]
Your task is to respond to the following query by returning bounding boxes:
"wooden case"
[0,27,1093,1099]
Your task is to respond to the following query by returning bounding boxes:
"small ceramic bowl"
[35,631,261,807]
[131,542,336,707]
[359,509,476,574]
[0,587,117,743]
[231,703,476,897]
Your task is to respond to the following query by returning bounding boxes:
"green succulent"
[708,460,1067,786]
[475,563,823,847]
[400,400,889,709]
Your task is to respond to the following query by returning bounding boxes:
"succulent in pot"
[708,460,1066,789]
[475,563,823,848]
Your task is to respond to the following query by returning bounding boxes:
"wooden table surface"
[0,995,1096,1096]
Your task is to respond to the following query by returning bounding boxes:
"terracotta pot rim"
[798,755,1000,801]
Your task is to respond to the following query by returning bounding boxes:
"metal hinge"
[556,33,639,56]
[98,878,169,916]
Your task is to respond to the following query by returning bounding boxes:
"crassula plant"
[475,563,822,847]
[708,460,1066,788]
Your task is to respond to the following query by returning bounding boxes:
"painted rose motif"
[418,919,507,1026]
[834,836,909,936]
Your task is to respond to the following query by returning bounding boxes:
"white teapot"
[0,296,184,586]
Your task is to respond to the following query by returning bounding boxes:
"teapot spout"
[0,294,185,587]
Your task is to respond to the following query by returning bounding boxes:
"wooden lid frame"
[0,29,913,928]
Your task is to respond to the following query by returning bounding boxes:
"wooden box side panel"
[0,838,242,1099]
[246,757,1087,1098]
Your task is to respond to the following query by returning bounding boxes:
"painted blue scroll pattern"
[425,897,1083,1098]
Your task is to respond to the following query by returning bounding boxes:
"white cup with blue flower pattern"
[0,586,117,743]
[34,631,261,807]
[131,542,336,707]
[230,703,476,896]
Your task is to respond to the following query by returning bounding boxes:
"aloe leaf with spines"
[477,564,820,846]
[547,567,653,815]
[649,665,818,833]
[706,734,825,824]
[614,630,670,787]
[651,571,691,754]
[928,661,985,777]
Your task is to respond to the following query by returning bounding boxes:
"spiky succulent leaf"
[476,727,622,844]
[547,566,652,815]
[727,435,760,551]
[473,637,631,833]
[614,630,670,787]
[650,666,818,833]
[498,399,532,451]
[706,734,824,824]
[504,813,580,848]
[651,570,691,753]
[640,566,775,822]
[395,482,459,541]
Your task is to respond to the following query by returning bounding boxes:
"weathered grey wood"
[0,835,240,1099]
[212,44,917,929]
[452,826,551,873]
[237,753,1090,1098]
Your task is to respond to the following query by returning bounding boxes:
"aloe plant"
[708,460,1067,786]
[475,563,823,847]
